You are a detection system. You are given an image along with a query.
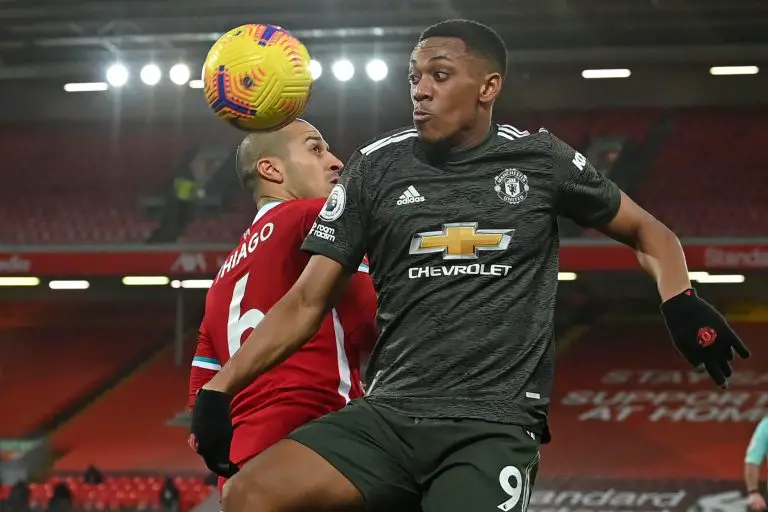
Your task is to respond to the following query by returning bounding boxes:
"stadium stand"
[634,108,768,237]
[2,475,210,512]
[543,318,768,480]
[177,194,254,244]
[51,343,204,474]
[514,107,661,145]
[1,109,765,245]
[2,2,767,512]
[0,300,172,438]
[0,123,209,245]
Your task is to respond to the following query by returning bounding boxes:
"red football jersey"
[188,198,377,466]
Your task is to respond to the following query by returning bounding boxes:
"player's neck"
[256,195,288,209]
[422,123,495,164]
[451,122,493,153]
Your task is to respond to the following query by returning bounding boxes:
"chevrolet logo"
[409,223,514,260]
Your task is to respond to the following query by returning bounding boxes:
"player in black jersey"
[192,19,750,512]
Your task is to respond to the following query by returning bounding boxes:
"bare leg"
[222,439,365,512]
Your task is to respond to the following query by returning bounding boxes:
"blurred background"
[0,0,767,511]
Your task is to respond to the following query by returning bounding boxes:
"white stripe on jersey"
[360,129,418,155]
[498,124,531,138]
[497,125,531,142]
[191,360,222,371]
[331,309,353,403]
[497,131,519,142]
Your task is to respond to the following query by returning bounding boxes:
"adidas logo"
[396,185,425,205]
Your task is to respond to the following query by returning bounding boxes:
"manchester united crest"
[494,168,529,205]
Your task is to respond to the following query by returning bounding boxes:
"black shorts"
[287,398,541,512]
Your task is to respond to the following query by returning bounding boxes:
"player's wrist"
[659,282,693,303]
[202,373,233,395]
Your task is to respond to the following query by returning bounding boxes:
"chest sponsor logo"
[408,222,514,279]
[410,222,512,260]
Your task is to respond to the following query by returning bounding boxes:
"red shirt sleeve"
[188,320,221,410]
[339,270,378,356]
[300,198,377,352]
[298,198,328,236]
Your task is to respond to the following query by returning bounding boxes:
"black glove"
[661,288,750,388]
[191,388,239,478]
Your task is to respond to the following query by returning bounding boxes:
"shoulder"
[342,126,417,183]
[281,197,326,217]
[494,123,553,150]
[255,199,324,227]
[356,126,418,158]
[493,125,583,169]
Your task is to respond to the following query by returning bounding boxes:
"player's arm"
[188,322,221,410]
[298,203,378,356]
[203,152,372,397]
[551,132,749,387]
[598,197,690,302]
[550,133,688,300]
[204,256,352,396]
[745,418,768,495]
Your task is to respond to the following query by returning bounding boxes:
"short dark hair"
[419,19,507,77]
[235,130,285,191]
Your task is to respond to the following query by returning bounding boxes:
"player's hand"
[191,388,239,478]
[660,288,750,388]
[748,492,767,511]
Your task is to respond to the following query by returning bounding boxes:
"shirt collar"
[252,200,283,224]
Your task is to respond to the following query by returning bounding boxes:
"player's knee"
[220,477,234,505]
[221,472,257,512]
[221,472,278,512]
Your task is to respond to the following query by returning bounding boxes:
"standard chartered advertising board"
[529,479,749,512]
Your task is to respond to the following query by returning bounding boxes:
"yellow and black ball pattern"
[203,24,312,131]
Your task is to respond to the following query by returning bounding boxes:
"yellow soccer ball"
[202,24,312,131]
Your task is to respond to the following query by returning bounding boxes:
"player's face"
[282,123,343,199]
[409,37,489,144]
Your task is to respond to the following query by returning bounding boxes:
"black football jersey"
[302,123,621,435]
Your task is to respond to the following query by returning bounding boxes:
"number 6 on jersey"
[227,273,265,357]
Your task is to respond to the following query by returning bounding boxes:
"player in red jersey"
[187,119,377,489]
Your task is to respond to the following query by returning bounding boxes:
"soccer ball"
[202,24,313,131]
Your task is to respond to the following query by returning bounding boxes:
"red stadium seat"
[0,300,173,437]
[634,107,768,236]
[3,475,211,512]
[51,341,206,473]
[543,319,767,480]
[0,122,224,245]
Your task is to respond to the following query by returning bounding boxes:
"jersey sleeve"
[188,321,221,410]
[549,132,622,228]
[301,150,371,272]
[745,417,768,465]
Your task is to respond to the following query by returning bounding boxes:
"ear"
[479,73,502,105]
[256,157,284,184]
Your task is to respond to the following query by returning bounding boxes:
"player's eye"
[407,73,420,85]
[312,144,323,154]
[433,71,449,81]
